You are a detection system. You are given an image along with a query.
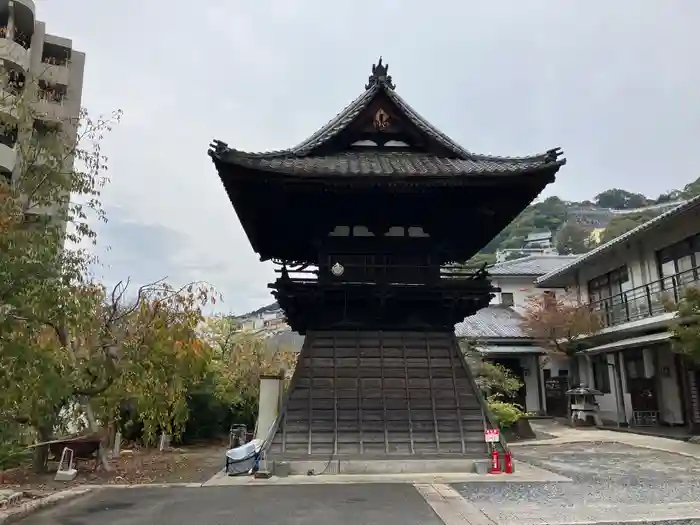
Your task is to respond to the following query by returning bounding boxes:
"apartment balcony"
[0,32,30,71]
[39,61,70,86]
[32,93,71,121]
[590,266,699,332]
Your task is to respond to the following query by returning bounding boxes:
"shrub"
[0,424,31,470]
[487,396,527,429]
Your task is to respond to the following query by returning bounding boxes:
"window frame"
[501,292,515,307]
[656,234,699,287]
[587,265,630,302]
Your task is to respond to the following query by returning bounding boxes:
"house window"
[588,266,631,303]
[501,292,514,307]
[591,355,611,393]
[657,234,699,288]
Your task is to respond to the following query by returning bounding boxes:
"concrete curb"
[0,487,93,524]
[514,430,700,460]
[102,482,204,488]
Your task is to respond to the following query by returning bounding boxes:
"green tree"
[555,223,589,254]
[480,196,569,254]
[595,189,649,209]
[92,281,217,447]
[0,62,123,470]
[681,177,700,199]
[461,342,523,398]
[665,286,700,362]
[600,211,659,244]
[460,252,496,270]
[202,321,297,431]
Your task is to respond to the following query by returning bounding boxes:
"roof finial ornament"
[365,57,395,90]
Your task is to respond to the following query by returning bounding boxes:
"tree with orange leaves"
[520,292,603,382]
[92,280,217,446]
[202,317,297,428]
[1,276,217,471]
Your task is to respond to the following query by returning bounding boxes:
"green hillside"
[464,177,700,268]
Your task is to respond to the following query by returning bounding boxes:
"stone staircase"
[267,330,490,464]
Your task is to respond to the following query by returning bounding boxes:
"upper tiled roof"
[220,151,554,177]
[454,305,529,339]
[536,193,700,286]
[488,255,581,277]
[209,59,566,178]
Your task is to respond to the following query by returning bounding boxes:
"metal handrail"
[588,265,699,329]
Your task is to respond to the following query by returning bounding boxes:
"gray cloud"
[38,0,700,312]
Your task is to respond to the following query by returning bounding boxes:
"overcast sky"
[38,0,699,314]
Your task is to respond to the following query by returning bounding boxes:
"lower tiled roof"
[454,305,528,339]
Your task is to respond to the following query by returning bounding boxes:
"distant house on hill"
[496,231,558,263]
[523,230,553,249]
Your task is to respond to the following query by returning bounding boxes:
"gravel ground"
[453,441,700,523]
[455,441,700,507]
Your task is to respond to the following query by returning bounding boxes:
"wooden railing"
[273,262,488,286]
[589,266,699,328]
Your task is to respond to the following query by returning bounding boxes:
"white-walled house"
[455,254,581,416]
[536,194,700,432]
[488,254,580,315]
[456,305,546,415]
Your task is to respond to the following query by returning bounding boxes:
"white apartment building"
[537,195,700,433]
[455,254,580,417]
[0,0,84,191]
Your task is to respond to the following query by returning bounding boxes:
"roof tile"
[488,255,581,277]
[454,305,528,339]
[227,151,555,177]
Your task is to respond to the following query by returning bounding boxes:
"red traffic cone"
[489,448,501,474]
[504,451,514,474]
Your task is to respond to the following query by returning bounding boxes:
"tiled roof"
[454,305,529,339]
[289,81,556,161]
[488,255,581,277]
[525,231,552,242]
[478,345,545,355]
[218,151,555,177]
[209,60,566,177]
[536,193,700,286]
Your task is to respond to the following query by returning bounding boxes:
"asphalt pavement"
[16,441,700,525]
[17,484,445,525]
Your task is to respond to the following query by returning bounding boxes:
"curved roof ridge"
[384,88,472,159]
[291,85,379,156]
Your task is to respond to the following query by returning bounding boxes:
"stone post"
[256,373,284,442]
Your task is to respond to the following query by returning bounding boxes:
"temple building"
[210,59,565,470]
